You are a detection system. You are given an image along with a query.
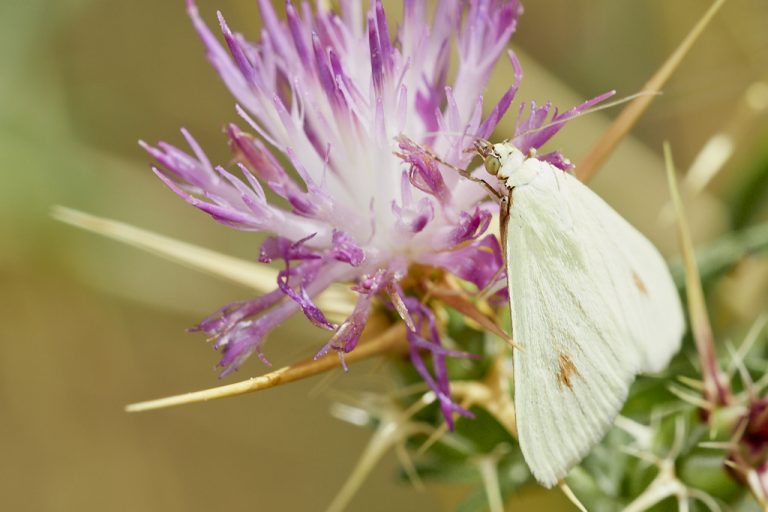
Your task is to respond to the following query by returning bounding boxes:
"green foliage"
[730,135,768,230]
[384,284,768,510]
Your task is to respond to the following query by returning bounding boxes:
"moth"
[468,141,685,487]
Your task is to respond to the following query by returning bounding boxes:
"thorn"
[725,342,755,401]
[476,445,512,512]
[395,442,424,491]
[416,422,450,457]
[51,206,356,320]
[125,324,407,412]
[677,375,705,391]
[667,383,715,410]
[577,0,730,181]
[614,415,652,448]
[698,441,737,450]
[559,481,587,512]
[669,415,687,460]
[665,144,731,407]
[324,395,433,512]
[620,445,661,465]
[727,314,768,377]
[754,372,768,394]
[426,284,519,349]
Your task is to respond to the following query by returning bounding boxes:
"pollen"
[557,352,580,390]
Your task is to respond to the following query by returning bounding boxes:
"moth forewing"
[487,142,684,487]
[559,167,685,373]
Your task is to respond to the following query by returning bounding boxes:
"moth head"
[484,152,502,176]
[473,140,526,182]
[474,140,504,177]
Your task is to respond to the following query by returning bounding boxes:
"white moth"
[476,141,685,487]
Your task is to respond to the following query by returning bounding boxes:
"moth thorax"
[495,145,525,184]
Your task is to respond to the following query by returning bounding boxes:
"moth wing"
[565,174,685,372]
[506,165,684,487]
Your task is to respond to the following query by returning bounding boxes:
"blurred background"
[1,0,766,510]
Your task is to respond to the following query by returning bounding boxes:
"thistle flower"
[142,0,608,425]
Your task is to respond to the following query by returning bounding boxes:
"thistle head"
[142,0,612,427]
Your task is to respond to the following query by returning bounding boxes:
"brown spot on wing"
[557,352,580,390]
[632,271,648,295]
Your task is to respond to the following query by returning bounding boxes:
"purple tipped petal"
[537,151,574,171]
[218,12,257,86]
[373,0,394,73]
[192,289,285,337]
[258,236,339,330]
[513,90,616,153]
[152,167,268,229]
[396,136,451,204]
[212,292,318,376]
[436,207,492,248]
[367,13,384,97]
[452,0,523,122]
[331,230,365,266]
[285,2,311,64]
[259,235,320,263]
[392,197,435,234]
[477,50,523,139]
[422,235,504,292]
[188,0,256,114]
[312,32,342,107]
[227,124,298,191]
[404,298,475,428]
[215,301,298,375]
[314,292,373,360]
[277,272,336,331]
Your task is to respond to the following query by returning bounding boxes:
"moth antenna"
[428,93,647,154]
[420,129,476,138]
[472,138,494,158]
[512,92,657,142]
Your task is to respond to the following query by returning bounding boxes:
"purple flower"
[143,0,608,423]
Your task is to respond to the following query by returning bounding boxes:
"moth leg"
[498,193,511,258]
[410,139,503,200]
[465,174,504,201]
[441,159,503,200]
[475,192,512,302]
[498,191,518,353]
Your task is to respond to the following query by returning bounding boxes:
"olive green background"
[1,1,766,510]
